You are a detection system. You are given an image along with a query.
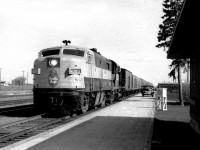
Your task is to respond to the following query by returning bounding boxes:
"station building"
[167,0,200,134]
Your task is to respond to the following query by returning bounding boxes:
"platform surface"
[3,94,155,150]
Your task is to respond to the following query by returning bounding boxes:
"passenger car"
[141,85,154,97]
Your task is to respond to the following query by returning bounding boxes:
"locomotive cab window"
[41,49,60,57]
[63,49,85,57]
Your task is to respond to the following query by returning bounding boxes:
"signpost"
[156,88,167,111]
[0,68,2,91]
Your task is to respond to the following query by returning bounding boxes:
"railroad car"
[110,60,122,100]
[32,41,153,114]
[120,68,133,96]
[132,75,140,92]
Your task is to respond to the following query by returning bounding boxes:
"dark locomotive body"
[32,44,153,114]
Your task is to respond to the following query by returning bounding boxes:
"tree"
[156,0,184,50]
[168,59,188,106]
[156,0,187,106]
[12,76,26,85]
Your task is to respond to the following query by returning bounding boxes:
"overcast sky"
[0,0,184,85]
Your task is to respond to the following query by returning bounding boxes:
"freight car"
[32,41,153,114]
[120,68,138,96]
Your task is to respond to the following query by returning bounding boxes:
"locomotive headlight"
[69,68,81,75]
[47,58,60,68]
[49,59,58,67]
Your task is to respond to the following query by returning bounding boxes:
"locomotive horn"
[63,40,71,45]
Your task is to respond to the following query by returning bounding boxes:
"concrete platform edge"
[143,101,155,150]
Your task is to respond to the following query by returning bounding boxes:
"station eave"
[167,0,199,59]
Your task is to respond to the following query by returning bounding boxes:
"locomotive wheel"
[80,94,89,113]
[108,94,115,104]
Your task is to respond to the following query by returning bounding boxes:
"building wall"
[190,58,200,134]
[157,83,179,101]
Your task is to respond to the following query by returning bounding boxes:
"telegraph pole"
[22,70,25,90]
[0,68,2,91]
[187,59,190,83]
[27,72,28,84]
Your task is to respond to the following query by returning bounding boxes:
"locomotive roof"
[41,45,89,51]
[40,45,111,63]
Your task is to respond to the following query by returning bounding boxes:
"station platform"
[3,94,155,150]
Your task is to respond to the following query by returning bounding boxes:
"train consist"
[32,41,153,114]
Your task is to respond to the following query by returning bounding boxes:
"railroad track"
[0,94,32,99]
[0,111,71,148]
[0,95,33,108]
[0,99,32,107]
[0,94,137,148]
[0,104,34,115]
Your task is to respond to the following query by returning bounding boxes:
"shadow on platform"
[151,119,199,150]
[167,101,191,106]
[27,116,153,150]
[151,102,200,150]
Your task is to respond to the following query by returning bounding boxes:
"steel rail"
[0,104,34,114]
[0,115,70,143]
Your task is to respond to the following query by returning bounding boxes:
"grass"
[0,85,33,96]
[182,83,190,102]
[151,102,200,150]
[0,84,33,91]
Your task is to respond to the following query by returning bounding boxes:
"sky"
[0,0,186,85]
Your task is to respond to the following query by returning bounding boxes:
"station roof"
[167,0,199,59]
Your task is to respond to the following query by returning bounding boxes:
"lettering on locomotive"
[48,69,59,87]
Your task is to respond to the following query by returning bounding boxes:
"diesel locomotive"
[32,41,153,114]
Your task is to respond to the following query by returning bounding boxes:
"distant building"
[0,81,6,86]
[157,83,179,101]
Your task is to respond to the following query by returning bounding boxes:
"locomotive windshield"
[63,49,85,57]
[41,49,60,57]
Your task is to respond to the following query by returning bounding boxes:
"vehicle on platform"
[32,40,153,114]
[141,85,154,97]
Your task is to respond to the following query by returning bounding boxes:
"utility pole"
[27,72,28,84]
[187,59,190,83]
[22,70,25,90]
[0,68,2,91]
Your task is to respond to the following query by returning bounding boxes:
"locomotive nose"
[32,56,61,88]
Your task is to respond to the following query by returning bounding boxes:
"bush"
[0,84,33,91]
[182,83,190,102]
